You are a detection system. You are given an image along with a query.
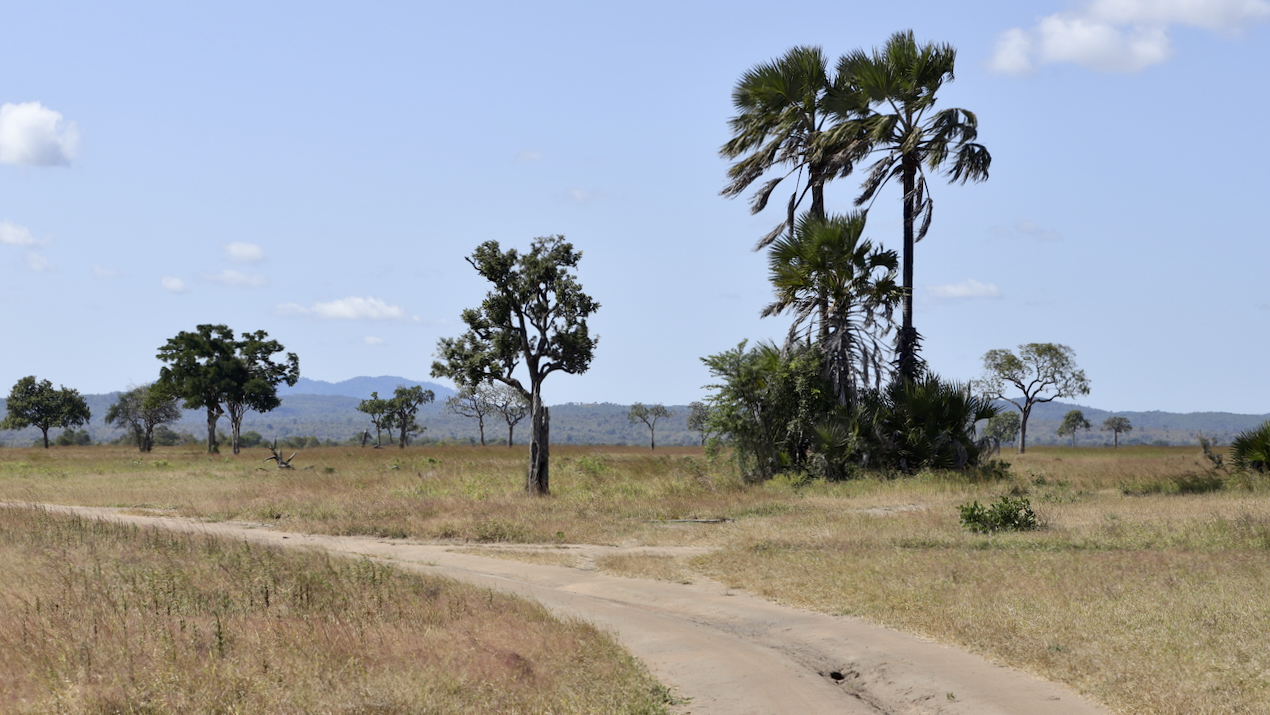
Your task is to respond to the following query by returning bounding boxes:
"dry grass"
[0,505,672,715]
[4,444,1270,713]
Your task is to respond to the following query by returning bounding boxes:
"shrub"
[958,495,1038,533]
[1231,421,1270,473]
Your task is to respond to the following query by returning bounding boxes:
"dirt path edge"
[21,504,1112,715]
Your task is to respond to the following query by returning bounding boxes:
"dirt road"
[36,505,1110,715]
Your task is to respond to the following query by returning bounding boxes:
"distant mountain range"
[0,376,1267,449]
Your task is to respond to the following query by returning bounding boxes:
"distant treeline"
[0,392,1264,448]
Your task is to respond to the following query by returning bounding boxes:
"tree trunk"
[898,153,918,381]
[507,423,515,447]
[478,418,486,446]
[526,394,549,495]
[1018,404,1030,454]
[1114,432,1119,448]
[228,406,245,455]
[206,406,221,453]
[41,427,50,449]
[650,426,656,451]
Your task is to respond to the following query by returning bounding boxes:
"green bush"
[1231,421,1270,473]
[958,495,1038,533]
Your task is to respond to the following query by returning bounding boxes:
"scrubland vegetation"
[0,500,671,714]
[2,443,1270,714]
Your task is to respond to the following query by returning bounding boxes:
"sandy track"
[32,505,1110,715]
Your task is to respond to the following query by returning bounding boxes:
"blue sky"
[2,0,1267,413]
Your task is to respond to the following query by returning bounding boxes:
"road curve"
[29,505,1111,715]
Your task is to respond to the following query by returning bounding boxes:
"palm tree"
[835,30,991,379]
[762,211,902,405]
[720,46,869,249]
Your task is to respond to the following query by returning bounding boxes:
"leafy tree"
[385,385,434,449]
[54,428,93,446]
[1057,409,1092,447]
[223,330,300,454]
[837,30,991,379]
[720,46,867,248]
[238,430,265,449]
[1,376,91,448]
[446,384,495,446]
[628,403,674,450]
[686,401,712,446]
[701,341,833,481]
[975,343,1090,453]
[432,235,599,494]
[1102,416,1133,448]
[104,383,182,452]
[984,411,1021,452]
[357,392,391,447]
[763,211,901,404]
[488,383,530,447]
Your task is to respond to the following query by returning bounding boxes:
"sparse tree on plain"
[432,235,599,495]
[975,343,1090,454]
[222,330,300,454]
[105,383,182,452]
[838,30,992,379]
[1102,416,1133,447]
[488,383,530,447]
[357,392,391,447]
[1,376,91,449]
[984,411,1021,453]
[385,385,434,448]
[628,403,674,450]
[687,401,712,446]
[1057,409,1092,447]
[446,384,495,446]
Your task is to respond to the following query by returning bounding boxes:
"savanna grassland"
[3,443,1270,714]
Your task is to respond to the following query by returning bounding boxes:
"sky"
[2,0,1268,414]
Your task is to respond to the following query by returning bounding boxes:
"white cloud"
[92,264,118,278]
[25,252,53,272]
[207,269,267,288]
[0,220,46,246]
[990,0,1270,74]
[161,276,188,293]
[927,279,1002,300]
[566,189,600,202]
[363,336,385,346]
[276,296,417,321]
[224,242,265,263]
[0,102,80,166]
[515,150,543,162]
[992,220,1063,241]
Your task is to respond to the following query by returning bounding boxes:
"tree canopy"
[1,376,91,449]
[628,403,674,450]
[432,235,599,494]
[105,383,182,452]
[976,343,1090,453]
[1057,409,1092,447]
[1102,416,1133,447]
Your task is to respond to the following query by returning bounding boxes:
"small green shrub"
[958,495,1038,533]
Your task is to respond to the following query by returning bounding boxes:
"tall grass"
[0,505,671,714]
[5,444,1270,713]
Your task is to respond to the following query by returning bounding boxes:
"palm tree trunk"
[898,153,918,381]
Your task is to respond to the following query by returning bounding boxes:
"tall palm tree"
[834,30,991,379]
[720,46,869,249]
[763,211,902,405]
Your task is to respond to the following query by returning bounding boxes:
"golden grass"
[0,505,671,715]
[4,443,1270,714]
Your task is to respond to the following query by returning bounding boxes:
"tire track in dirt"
[29,505,1111,715]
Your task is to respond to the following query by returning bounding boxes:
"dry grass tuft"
[0,505,671,714]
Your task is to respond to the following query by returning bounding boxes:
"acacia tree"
[488,383,530,447]
[156,324,298,454]
[1,376,91,448]
[223,330,299,454]
[432,235,599,495]
[1102,416,1133,447]
[975,343,1090,454]
[837,30,991,379]
[1057,409,1092,447]
[984,410,1021,452]
[628,403,674,450]
[386,385,434,448]
[357,392,391,446]
[446,384,495,446]
[104,383,181,452]
[687,401,711,446]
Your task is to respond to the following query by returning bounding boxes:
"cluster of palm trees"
[721,30,991,390]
